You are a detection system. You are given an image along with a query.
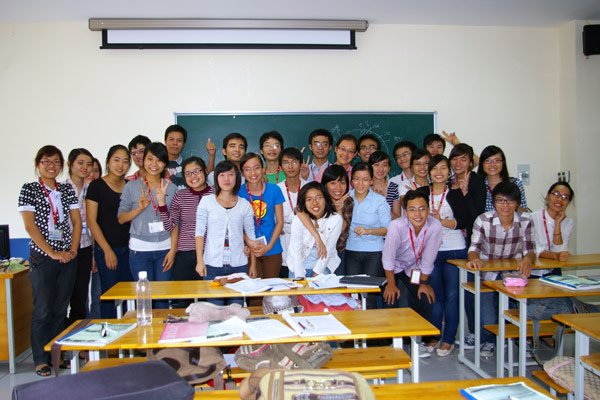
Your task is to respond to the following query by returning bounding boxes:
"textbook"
[539,274,600,291]
[225,278,302,295]
[159,321,209,343]
[245,318,298,341]
[459,382,552,400]
[282,313,351,337]
[56,322,137,347]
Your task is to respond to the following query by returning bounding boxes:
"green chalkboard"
[176,112,436,175]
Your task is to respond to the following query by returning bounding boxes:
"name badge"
[256,236,268,245]
[82,222,88,235]
[410,269,421,285]
[148,221,165,233]
[49,229,64,241]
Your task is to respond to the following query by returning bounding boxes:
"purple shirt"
[382,215,442,276]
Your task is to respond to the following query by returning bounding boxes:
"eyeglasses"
[337,146,356,155]
[406,207,428,213]
[242,165,262,174]
[130,148,145,157]
[395,151,411,160]
[494,197,517,205]
[262,143,281,150]
[360,145,377,151]
[483,158,503,165]
[550,191,571,201]
[311,141,330,148]
[184,168,203,178]
[39,159,62,167]
[281,160,300,167]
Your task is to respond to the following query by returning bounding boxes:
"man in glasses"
[357,133,381,163]
[303,128,333,183]
[126,135,151,181]
[466,181,535,358]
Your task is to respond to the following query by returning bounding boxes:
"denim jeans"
[129,249,172,309]
[205,264,248,306]
[429,247,467,345]
[95,246,132,318]
[383,272,433,322]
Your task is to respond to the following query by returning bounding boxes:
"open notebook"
[282,313,351,337]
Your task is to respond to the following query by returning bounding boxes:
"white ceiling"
[1,0,600,27]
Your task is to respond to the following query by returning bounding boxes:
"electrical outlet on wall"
[517,164,530,185]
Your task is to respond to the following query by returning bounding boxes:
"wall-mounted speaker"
[583,25,600,56]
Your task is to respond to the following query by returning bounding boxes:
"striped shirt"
[158,186,214,251]
[385,181,400,210]
[483,176,528,212]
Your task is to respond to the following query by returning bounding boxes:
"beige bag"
[239,368,375,400]
[544,356,600,400]
[147,347,226,386]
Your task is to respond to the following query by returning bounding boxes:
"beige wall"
[0,21,584,248]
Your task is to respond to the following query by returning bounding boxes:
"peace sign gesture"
[300,155,311,180]
[137,186,150,211]
[156,179,169,206]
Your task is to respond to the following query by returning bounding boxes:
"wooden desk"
[553,312,600,400]
[193,377,557,400]
[0,268,32,374]
[485,280,600,379]
[45,308,438,383]
[101,280,381,317]
[449,253,600,378]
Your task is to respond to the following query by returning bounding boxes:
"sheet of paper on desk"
[308,274,344,289]
[56,322,137,347]
[245,319,298,340]
[260,278,302,291]
[459,382,552,400]
[191,316,248,342]
[225,279,272,294]
[159,321,209,343]
[283,313,351,337]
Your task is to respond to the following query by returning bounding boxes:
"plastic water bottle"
[136,271,152,326]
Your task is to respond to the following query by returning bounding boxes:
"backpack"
[239,368,376,400]
[235,343,333,371]
[544,356,600,400]
[147,347,227,386]
[528,297,600,365]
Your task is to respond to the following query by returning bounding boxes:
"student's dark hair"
[67,148,94,175]
[279,147,303,165]
[448,143,475,164]
[144,142,169,178]
[92,157,103,176]
[358,134,381,150]
[222,133,247,150]
[259,131,284,149]
[213,160,241,195]
[423,133,446,151]
[393,140,417,157]
[296,182,335,220]
[128,135,151,151]
[164,124,187,143]
[181,156,208,185]
[321,164,350,195]
[428,154,451,174]
[402,189,429,210]
[478,145,509,182]
[351,161,374,179]
[240,152,263,170]
[367,150,390,166]
[547,181,574,203]
[35,145,64,170]
[308,129,333,146]
[335,134,358,149]
[492,181,521,203]
[105,145,130,175]
[410,148,430,165]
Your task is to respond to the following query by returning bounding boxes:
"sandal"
[35,365,51,377]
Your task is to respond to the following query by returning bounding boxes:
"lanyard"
[245,183,264,234]
[284,180,300,214]
[430,186,447,213]
[409,227,427,267]
[542,209,552,249]
[39,178,59,225]
[143,178,161,216]
[265,167,281,184]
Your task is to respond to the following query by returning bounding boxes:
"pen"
[298,322,306,330]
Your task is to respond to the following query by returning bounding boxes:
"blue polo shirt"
[346,189,391,252]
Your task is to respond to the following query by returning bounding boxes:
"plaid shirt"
[483,176,528,212]
[469,210,534,260]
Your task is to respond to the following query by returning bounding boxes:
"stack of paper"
[159,321,208,343]
[225,278,302,295]
[244,318,298,340]
[282,313,351,337]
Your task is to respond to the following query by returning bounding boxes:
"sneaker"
[436,344,455,357]
[480,342,495,358]
[418,342,435,358]
[462,333,475,349]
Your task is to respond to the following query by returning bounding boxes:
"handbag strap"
[271,344,316,369]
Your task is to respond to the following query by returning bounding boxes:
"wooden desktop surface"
[553,312,600,341]
[483,279,600,299]
[449,253,600,272]
[45,308,438,352]
[100,280,380,301]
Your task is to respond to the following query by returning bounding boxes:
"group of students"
[18,125,575,376]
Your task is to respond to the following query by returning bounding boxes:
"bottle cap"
[138,271,148,280]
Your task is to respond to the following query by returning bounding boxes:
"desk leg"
[409,336,419,383]
[69,351,79,374]
[89,350,100,362]
[5,279,15,374]
[574,331,589,400]
[115,300,123,319]
[518,299,527,377]
[361,294,366,310]
[496,292,508,377]
[458,268,466,362]
[474,273,481,370]
[392,337,404,383]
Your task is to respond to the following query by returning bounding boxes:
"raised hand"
[138,186,150,211]
[206,138,216,156]
[156,179,168,206]
[300,155,311,180]
[441,130,460,146]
